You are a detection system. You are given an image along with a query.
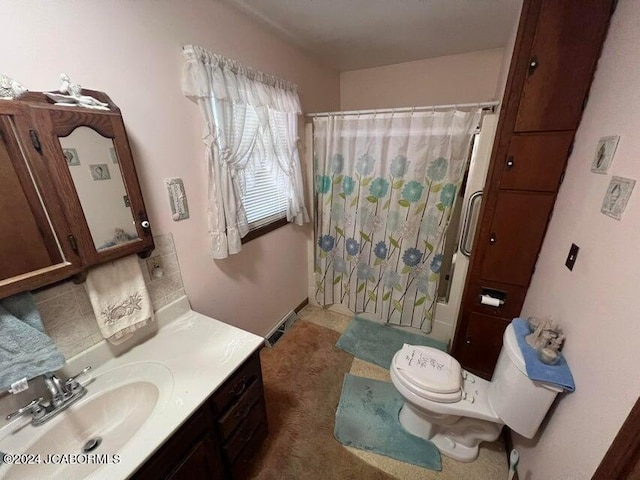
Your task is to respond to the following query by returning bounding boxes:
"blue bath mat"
[336,316,447,369]
[335,374,441,470]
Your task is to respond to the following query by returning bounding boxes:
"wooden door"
[515,0,613,132]
[499,132,574,192]
[480,191,555,286]
[168,435,224,480]
[457,313,511,376]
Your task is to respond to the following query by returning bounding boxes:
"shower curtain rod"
[305,101,500,118]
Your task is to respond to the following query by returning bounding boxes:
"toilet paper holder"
[478,288,506,307]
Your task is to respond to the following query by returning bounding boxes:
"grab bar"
[460,191,483,257]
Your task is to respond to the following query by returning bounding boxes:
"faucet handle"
[65,366,92,391]
[6,397,44,421]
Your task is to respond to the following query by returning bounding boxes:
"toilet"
[390,323,562,462]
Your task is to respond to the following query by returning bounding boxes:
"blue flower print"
[390,155,409,177]
[318,234,335,252]
[401,181,424,203]
[369,178,389,199]
[416,274,430,294]
[357,263,374,280]
[383,270,401,289]
[316,175,331,194]
[402,248,423,267]
[331,153,344,174]
[421,214,440,236]
[387,210,401,232]
[427,157,448,182]
[356,153,375,176]
[333,257,348,273]
[440,184,457,207]
[374,241,388,259]
[342,176,356,196]
[345,238,360,256]
[430,253,444,273]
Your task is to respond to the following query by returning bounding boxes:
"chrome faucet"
[6,366,91,426]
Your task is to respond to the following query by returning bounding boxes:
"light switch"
[565,243,579,271]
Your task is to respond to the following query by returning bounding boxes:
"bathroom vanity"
[0,297,268,480]
[133,351,268,479]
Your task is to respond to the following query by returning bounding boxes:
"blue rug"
[334,374,441,471]
[336,316,447,369]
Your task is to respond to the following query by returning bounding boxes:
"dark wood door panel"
[456,313,510,377]
[515,0,613,132]
[500,132,574,192]
[480,191,555,286]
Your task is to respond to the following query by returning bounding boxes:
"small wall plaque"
[165,177,189,221]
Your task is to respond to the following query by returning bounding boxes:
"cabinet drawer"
[457,313,511,378]
[223,401,267,464]
[480,191,555,287]
[212,352,261,415]
[230,422,268,480]
[499,133,573,192]
[218,378,263,440]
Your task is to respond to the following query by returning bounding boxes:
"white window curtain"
[181,45,308,259]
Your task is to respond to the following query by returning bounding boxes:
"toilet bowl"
[390,323,562,462]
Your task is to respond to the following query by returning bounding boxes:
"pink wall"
[516,0,640,477]
[339,49,504,110]
[0,0,340,336]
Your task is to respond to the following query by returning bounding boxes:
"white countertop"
[0,296,264,480]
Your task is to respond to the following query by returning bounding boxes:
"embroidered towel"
[0,292,65,391]
[84,255,154,344]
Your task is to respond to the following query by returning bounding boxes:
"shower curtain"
[313,109,479,332]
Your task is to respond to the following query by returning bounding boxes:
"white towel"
[84,255,154,344]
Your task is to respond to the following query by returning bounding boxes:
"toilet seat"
[392,345,463,403]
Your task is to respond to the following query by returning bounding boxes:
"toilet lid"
[393,344,462,394]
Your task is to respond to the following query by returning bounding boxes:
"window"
[182,45,307,258]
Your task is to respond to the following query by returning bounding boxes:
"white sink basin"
[0,362,173,480]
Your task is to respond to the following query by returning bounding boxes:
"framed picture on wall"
[591,135,619,174]
[601,176,635,220]
[89,163,111,181]
[63,148,80,166]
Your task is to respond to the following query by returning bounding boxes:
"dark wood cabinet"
[0,90,154,298]
[480,191,555,286]
[452,0,615,378]
[133,351,268,480]
[514,0,613,132]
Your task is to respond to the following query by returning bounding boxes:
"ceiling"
[225,0,522,71]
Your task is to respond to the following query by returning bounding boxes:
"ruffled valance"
[182,44,301,114]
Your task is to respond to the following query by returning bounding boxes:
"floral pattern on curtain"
[313,109,479,332]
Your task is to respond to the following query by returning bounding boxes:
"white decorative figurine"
[44,73,110,110]
[526,316,565,364]
[0,74,28,100]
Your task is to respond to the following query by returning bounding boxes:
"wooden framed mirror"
[0,90,153,299]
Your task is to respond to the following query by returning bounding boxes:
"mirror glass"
[0,118,65,282]
[59,127,139,250]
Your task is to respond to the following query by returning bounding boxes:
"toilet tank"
[487,324,561,438]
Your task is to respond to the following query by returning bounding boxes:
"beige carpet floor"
[249,305,508,479]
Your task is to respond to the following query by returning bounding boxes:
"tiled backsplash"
[33,233,185,358]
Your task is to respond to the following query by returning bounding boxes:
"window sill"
[241,217,288,244]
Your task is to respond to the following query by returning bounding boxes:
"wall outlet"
[146,255,164,278]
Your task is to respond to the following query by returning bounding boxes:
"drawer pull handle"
[230,377,247,397]
[506,156,515,168]
[489,233,497,245]
[528,56,538,75]
[234,403,252,420]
